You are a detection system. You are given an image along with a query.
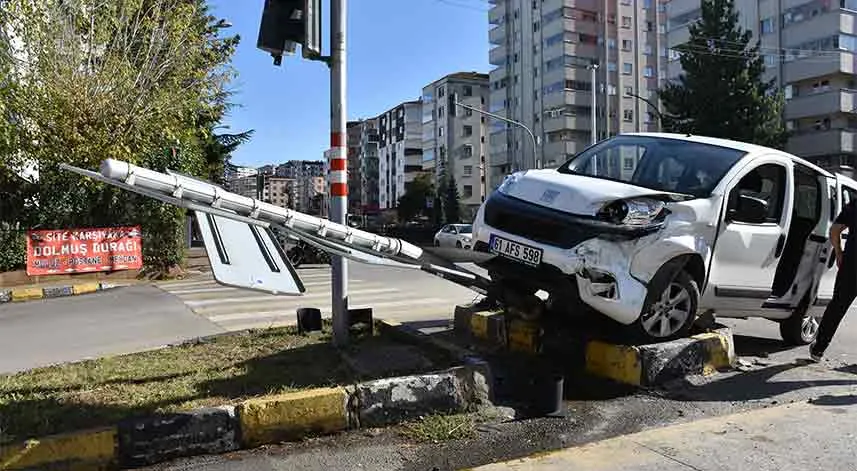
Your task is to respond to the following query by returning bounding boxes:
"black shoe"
[809,341,824,362]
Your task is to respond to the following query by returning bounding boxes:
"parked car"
[434,224,474,249]
[472,132,857,344]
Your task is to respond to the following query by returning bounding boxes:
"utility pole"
[454,100,539,170]
[257,0,349,345]
[589,63,598,145]
[329,0,350,343]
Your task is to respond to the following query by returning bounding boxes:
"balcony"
[542,90,596,110]
[489,3,504,25]
[489,23,506,45]
[543,115,593,133]
[489,66,507,83]
[783,52,857,83]
[541,16,599,41]
[489,45,507,66]
[787,129,857,157]
[785,89,857,121]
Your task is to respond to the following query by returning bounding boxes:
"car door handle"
[774,234,786,258]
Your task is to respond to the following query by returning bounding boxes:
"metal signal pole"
[329,0,349,346]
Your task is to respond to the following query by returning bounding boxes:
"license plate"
[489,234,543,267]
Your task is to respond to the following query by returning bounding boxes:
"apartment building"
[346,120,365,213]
[261,176,293,208]
[377,101,424,210]
[488,0,667,190]
[668,0,857,175]
[360,118,381,213]
[422,72,491,220]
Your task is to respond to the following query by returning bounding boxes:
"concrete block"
[0,290,11,303]
[448,362,495,407]
[117,406,238,468]
[453,305,474,333]
[11,287,44,302]
[354,371,467,428]
[72,282,100,296]
[0,427,116,471]
[42,285,74,299]
[508,320,542,354]
[584,326,736,387]
[470,311,506,345]
[237,387,348,448]
[585,341,643,386]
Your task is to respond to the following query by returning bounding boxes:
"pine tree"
[443,174,461,224]
[658,0,787,149]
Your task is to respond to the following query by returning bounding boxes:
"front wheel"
[631,270,699,344]
[779,295,819,346]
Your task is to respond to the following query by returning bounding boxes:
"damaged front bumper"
[473,194,654,326]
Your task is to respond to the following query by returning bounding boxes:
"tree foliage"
[397,173,434,223]
[658,0,787,149]
[442,173,461,224]
[0,0,245,275]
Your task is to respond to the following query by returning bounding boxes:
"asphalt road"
[0,262,481,374]
[0,284,223,374]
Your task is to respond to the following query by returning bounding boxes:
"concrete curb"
[452,306,736,387]
[0,282,125,304]
[0,319,493,470]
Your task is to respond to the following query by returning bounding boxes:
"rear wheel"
[779,294,818,345]
[631,270,699,344]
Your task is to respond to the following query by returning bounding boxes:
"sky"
[208,0,492,168]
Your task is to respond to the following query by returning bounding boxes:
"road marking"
[207,297,448,323]
[166,279,364,295]
[183,287,401,307]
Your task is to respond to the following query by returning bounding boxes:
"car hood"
[499,169,689,216]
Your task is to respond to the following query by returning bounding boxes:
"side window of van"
[728,163,787,224]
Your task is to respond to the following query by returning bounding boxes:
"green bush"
[0,229,26,272]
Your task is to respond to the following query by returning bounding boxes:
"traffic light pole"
[329,0,349,347]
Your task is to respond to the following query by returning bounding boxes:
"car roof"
[623,132,835,178]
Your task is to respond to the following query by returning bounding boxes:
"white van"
[472,132,857,344]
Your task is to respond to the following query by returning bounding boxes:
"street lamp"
[625,91,664,127]
[587,63,598,145]
[453,100,540,171]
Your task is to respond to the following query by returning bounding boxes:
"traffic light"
[257,0,322,66]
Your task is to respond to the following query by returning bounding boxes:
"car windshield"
[557,135,747,198]
[457,225,473,233]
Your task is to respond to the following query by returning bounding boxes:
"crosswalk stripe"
[184,287,401,308]
[188,287,420,316]
[207,297,447,323]
[169,281,387,303]
[156,269,333,288]
[218,304,456,332]
[166,279,365,295]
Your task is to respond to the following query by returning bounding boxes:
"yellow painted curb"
[10,287,43,302]
[237,387,349,448]
[585,341,642,386]
[72,282,101,296]
[508,320,540,353]
[470,312,490,340]
[0,427,116,471]
[693,331,736,373]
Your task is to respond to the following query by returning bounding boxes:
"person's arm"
[831,202,854,269]
[831,223,846,269]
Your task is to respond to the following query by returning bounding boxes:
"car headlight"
[497,171,525,195]
[596,198,667,227]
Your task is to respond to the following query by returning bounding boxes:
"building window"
[438,106,444,118]
[623,109,633,122]
[644,0,652,8]
[608,38,616,49]
[645,112,655,123]
[461,145,474,158]
[463,125,473,137]
[764,55,777,67]
[464,165,473,176]
[623,158,634,170]
[463,185,473,198]
[534,66,539,77]
[643,66,654,77]
[760,17,774,34]
[624,86,633,96]
[623,63,632,74]
[784,84,794,100]
[622,16,631,28]
[646,21,654,31]
[463,85,473,96]
[533,20,540,31]
[437,86,445,97]
[644,43,653,55]
[438,126,444,137]
[608,62,617,72]
[622,39,632,51]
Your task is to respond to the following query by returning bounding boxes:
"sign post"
[26,226,143,276]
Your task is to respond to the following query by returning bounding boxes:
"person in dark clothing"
[811,198,857,361]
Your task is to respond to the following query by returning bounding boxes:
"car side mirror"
[729,194,768,224]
